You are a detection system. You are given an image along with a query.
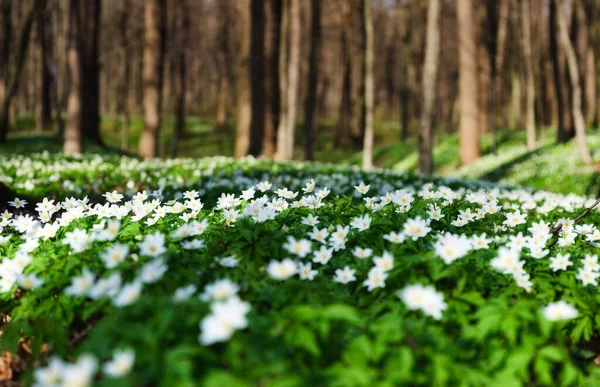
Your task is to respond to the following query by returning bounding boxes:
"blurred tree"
[521,0,536,151]
[234,0,251,157]
[35,0,51,134]
[418,0,441,175]
[0,0,41,143]
[139,0,166,159]
[303,0,320,161]
[275,0,301,161]
[64,0,81,154]
[119,0,130,151]
[362,0,374,170]
[248,0,266,156]
[170,0,189,158]
[556,0,592,165]
[261,0,281,157]
[457,0,479,165]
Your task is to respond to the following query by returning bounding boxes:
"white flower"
[350,214,372,232]
[549,253,572,272]
[219,255,239,268]
[139,257,168,283]
[202,279,240,301]
[103,348,135,377]
[373,251,394,272]
[65,268,96,297]
[471,233,490,250]
[503,210,527,228]
[312,245,334,265]
[333,266,356,284]
[576,267,600,286]
[17,273,44,290]
[354,182,370,195]
[307,226,329,243]
[138,232,166,257]
[434,233,471,264]
[173,284,197,302]
[100,244,130,269]
[298,262,318,280]
[104,190,124,203]
[363,267,387,292]
[199,296,251,345]
[8,197,27,208]
[283,236,312,258]
[303,179,316,193]
[383,231,406,244]
[398,284,447,320]
[352,246,373,259]
[113,281,143,307]
[267,258,298,280]
[34,357,64,386]
[490,248,524,275]
[403,216,431,240]
[542,301,578,321]
[583,254,600,271]
[60,354,98,387]
[301,213,319,226]
[89,273,122,299]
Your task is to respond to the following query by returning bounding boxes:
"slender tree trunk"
[261,0,281,158]
[234,0,251,157]
[248,0,266,156]
[550,0,568,143]
[418,0,440,175]
[275,0,300,161]
[171,0,188,158]
[556,0,592,165]
[362,0,374,170]
[573,0,595,124]
[79,0,102,145]
[64,0,81,154]
[119,0,130,151]
[335,4,352,148]
[214,0,229,132]
[0,0,11,120]
[139,0,166,159]
[457,0,479,165]
[303,0,320,161]
[521,0,536,151]
[36,0,51,134]
[0,0,40,142]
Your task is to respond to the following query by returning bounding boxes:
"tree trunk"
[119,0,130,151]
[79,0,102,145]
[457,0,479,165]
[171,0,188,158]
[418,0,440,175]
[556,0,592,165]
[0,0,40,143]
[64,0,82,154]
[550,0,568,143]
[261,0,281,158]
[521,0,536,151]
[214,0,229,132]
[303,0,320,161]
[335,3,352,148]
[362,0,374,170]
[248,0,266,156]
[35,0,51,134]
[573,0,595,125]
[139,0,166,159]
[275,0,300,161]
[234,0,251,157]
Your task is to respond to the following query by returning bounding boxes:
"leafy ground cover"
[2,154,600,385]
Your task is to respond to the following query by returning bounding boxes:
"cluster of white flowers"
[34,349,135,386]
[398,284,447,320]
[5,155,600,380]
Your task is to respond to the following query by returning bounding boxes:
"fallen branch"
[549,197,600,247]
